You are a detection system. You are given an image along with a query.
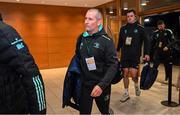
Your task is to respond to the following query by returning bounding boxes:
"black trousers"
[79,85,111,114]
[153,51,172,81]
[0,105,28,114]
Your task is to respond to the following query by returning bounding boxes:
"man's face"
[127,12,136,24]
[158,23,165,31]
[85,11,100,34]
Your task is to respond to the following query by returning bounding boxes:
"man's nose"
[85,20,89,24]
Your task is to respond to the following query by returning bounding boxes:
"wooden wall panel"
[49,53,73,68]
[0,2,87,69]
[32,53,49,69]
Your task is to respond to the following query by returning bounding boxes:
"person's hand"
[163,47,168,51]
[143,55,150,62]
[176,76,180,91]
[176,85,179,91]
[91,85,103,97]
[117,51,120,59]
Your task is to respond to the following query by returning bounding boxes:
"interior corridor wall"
[0,2,87,69]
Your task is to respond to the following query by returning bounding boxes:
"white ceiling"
[0,0,114,7]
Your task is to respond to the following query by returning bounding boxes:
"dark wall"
[144,12,180,39]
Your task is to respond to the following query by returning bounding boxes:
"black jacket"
[167,39,180,52]
[75,28,118,90]
[117,22,150,63]
[151,29,175,53]
[167,39,180,65]
[0,21,46,114]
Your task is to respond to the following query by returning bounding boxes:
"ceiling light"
[16,0,20,2]
[144,18,150,22]
[141,0,147,6]
[123,8,128,10]
[109,11,114,14]
[141,2,147,6]
[109,7,114,14]
[123,2,128,10]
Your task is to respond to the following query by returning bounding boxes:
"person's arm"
[150,31,157,50]
[117,28,123,52]
[163,29,175,51]
[0,28,46,114]
[142,28,150,61]
[97,38,118,90]
[166,40,179,48]
[75,35,83,56]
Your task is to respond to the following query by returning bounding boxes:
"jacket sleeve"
[0,27,46,114]
[98,38,118,90]
[166,29,175,49]
[75,35,83,56]
[167,40,180,48]
[117,28,123,52]
[150,31,157,50]
[142,28,150,55]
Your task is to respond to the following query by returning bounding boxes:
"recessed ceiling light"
[141,0,147,6]
[109,7,114,14]
[141,3,147,6]
[144,18,150,22]
[123,8,128,10]
[16,0,20,2]
[109,11,114,14]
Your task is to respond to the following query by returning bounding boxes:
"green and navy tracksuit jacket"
[75,27,118,90]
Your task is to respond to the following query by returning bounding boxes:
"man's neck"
[128,20,136,24]
[88,29,99,35]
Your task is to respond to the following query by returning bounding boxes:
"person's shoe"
[135,86,141,96]
[109,107,114,115]
[163,80,168,84]
[120,93,130,102]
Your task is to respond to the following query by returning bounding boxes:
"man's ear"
[135,15,138,21]
[98,18,103,25]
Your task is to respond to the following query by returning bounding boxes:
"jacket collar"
[83,24,103,37]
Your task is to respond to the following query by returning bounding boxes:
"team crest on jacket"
[80,42,83,49]
[156,34,159,38]
[11,37,24,50]
[134,29,138,33]
[93,42,100,49]
[124,29,127,34]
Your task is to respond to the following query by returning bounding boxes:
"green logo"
[134,29,138,33]
[93,42,100,49]
[124,30,127,34]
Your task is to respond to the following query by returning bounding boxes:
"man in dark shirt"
[117,9,150,102]
[151,20,175,83]
[75,9,118,114]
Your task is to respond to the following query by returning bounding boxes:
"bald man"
[75,9,118,114]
